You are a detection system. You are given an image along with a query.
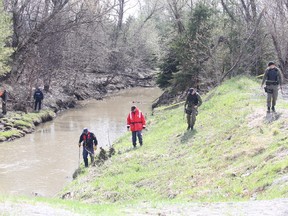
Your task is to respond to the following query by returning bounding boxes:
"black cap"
[131,106,136,111]
[268,61,275,66]
[188,88,194,94]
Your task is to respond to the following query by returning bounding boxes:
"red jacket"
[127,108,146,131]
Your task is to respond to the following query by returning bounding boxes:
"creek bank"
[62,77,288,205]
[0,70,157,142]
[0,110,56,142]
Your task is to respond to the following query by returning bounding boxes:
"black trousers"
[35,100,42,111]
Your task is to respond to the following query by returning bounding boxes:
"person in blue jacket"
[33,87,44,111]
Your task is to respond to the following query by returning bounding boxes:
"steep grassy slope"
[64,76,288,205]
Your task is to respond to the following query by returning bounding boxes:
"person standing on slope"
[127,105,146,148]
[78,128,98,167]
[184,88,202,130]
[261,61,283,113]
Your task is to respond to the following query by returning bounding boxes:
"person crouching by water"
[261,61,283,113]
[78,128,98,167]
[184,88,202,130]
[127,105,146,148]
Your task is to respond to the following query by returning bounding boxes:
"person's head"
[188,88,196,95]
[268,61,276,68]
[131,105,136,112]
[83,128,88,134]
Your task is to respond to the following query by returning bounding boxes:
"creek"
[0,87,162,197]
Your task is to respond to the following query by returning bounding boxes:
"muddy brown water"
[0,87,162,197]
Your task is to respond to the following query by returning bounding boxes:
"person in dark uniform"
[78,128,98,167]
[0,89,8,115]
[261,61,283,113]
[33,87,44,111]
[184,88,202,130]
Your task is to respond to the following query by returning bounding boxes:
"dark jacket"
[185,92,202,109]
[262,67,283,86]
[0,90,7,102]
[79,132,98,148]
[34,89,44,101]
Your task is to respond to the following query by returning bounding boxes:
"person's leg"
[272,85,278,111]
[137,131,143,146]
[38,100,42,110]
[34,101,38,111]
[186,113,191,129]
[83,148,89,167]
[132,131,137,147]
[266,87,273,112]
[2,102,6,114]
[191,109,197,130]
[89,146,95,165]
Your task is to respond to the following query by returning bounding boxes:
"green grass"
[65,76,288,205]
[0,109,55,140]
[0,130,21,138]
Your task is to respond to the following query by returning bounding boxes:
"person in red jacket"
[127,105,146,148]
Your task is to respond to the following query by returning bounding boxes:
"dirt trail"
[123,199,288,216]
[0,202,80,216]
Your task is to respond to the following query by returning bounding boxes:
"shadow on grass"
[264,112,281,124]
[118,146,141,154]
[180,129,197,144]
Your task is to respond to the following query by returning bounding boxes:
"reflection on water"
[0,87,162,197]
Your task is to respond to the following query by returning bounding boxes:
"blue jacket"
[34,89,44,100]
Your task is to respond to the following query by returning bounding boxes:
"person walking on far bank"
[33,87,44,111]
[78,128,98,167]
[261,61,283,113]
[184,88,202,130]
[127,105,146,148]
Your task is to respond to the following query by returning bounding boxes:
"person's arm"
[41,92,44,100]
[79,134,83,147]
[197,94,203,107]
[93,134,98,146]
[127,114,131,129]
[184,98,188,110]
[278,68,284,86]
[4,91,7,102]
[261,69,268,86]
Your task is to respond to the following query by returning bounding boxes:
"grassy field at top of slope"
[64,76,288,204]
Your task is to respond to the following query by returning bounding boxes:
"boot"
[272,106,276,112]
[187,125,190,130]
[84,158,88,167]
[267,107,271,113]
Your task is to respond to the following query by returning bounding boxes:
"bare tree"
[264,0,288,77]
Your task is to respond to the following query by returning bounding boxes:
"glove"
[94,145,97,151]
[127,126,130,131]
[143,126,146,129]
[78,143,81,147]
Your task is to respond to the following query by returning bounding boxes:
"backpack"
[267,68,278,82]
[186,93,199,107]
